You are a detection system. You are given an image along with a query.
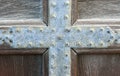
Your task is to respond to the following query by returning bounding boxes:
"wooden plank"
[0,0,42,20]
[78,0,120,19]
[71,50,78,76]
[73,19,120,29]
[0,55,43,76]
[78,54,120,76]
[75,48,120,54]
[71,0,78,24]
[0,49,46,54]
[43,0,48,24]
[43,50,48,76]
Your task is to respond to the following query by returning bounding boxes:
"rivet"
[28,42,32,46]
[90,28,95,33]
[51,2,56,7]
[107,30,110,34]
[115,39,118,43]
[51,28,56,32]
[88,41,94,46]
[100,27,104,31]
[51,14,56,18]
[65,27,70,32]
[77,42,81,46]
[64,15,69,19]
[77,28,81,32]
[57,35,63,40]
[107,39,111,43]
[39,28,44,32]
[39,42,43,46]
[65,42,69,47]
[64,1,70,6]
[110,36,114,39]
[51,42,56,46]
[9,40,13,43]
[17,43,20,46]
[65,53,69,57]
[99,41,104,46]
[16,28,21,32]
[64,65,68,69]
[51,54,55,58]
[51,65,56,69]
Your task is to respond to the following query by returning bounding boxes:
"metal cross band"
[0,0,120,76]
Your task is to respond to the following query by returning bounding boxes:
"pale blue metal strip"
[0,26,117,48]
[67,26,116,48]
[48,0,71,76]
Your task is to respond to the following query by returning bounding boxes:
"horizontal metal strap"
[0,26,119,48]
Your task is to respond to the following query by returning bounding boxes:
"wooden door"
[0,0,120,76]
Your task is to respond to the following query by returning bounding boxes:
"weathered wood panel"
[78,0,120,19]
[0,55,43,76]
[0,0,42,20]
[78,54,120,76]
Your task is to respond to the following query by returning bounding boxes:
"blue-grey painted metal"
[0,26,117,48]
[48,0,71,76]
[0,0,120,76]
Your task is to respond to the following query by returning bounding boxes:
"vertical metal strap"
[48,0,71,76]
[49,0,71,27]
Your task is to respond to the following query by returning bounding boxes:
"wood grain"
[71,50,78,76]
[78,54,120,76]
[78,0,120,19]
[0,55,43,76]
[0,0,42,20]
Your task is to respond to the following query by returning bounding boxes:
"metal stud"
[57,35,63,40]
[51,41,56,46]
[39,28,44,32]
[64,15,69,19]
[51,28,56,32]
[65,52,69,57]
[65,42,69,47]
[99,41,104,46]
[28,42,32,46]
[90,28,95,33]
[88,41,94,46]
[17,43,20,46]
[100,27,104,31]
[77,42,81,46]
[51,14,56,18]
[51,54,55,58]
[64,1,70,6]
[51,2,56,7]
[65,27,71,32]
[77,28,81,32]
[16,28,21,32]
[64,65,68,69]
[51,65,56,69]
[39,42,43,46]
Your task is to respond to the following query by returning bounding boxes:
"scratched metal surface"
[78,0,120,19]
[0,0,42,20]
